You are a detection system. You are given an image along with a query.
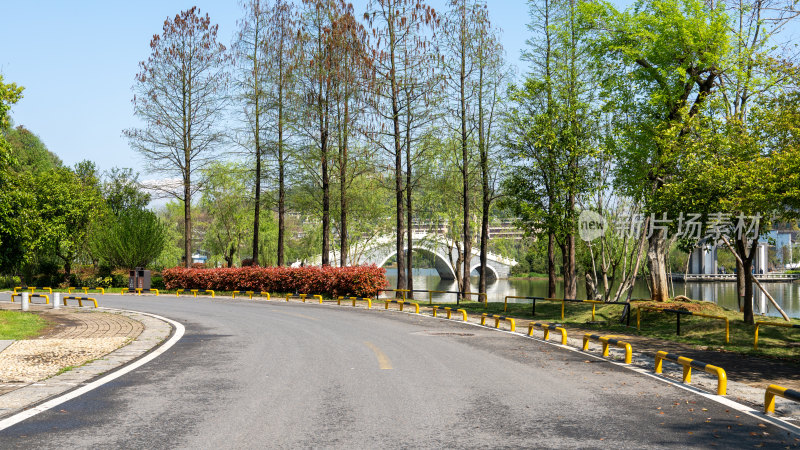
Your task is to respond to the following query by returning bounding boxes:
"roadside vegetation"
[0,310,49,340]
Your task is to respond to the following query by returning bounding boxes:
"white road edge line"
[315,301,800,437]
[0,309,185,432]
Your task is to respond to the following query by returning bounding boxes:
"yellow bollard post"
[314,295,323,304]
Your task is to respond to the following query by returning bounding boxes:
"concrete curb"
[0,307,172,420]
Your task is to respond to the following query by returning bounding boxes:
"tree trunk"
[388,17,406,293]
[253,142,261,266]
[184,180,192,268]
[339,105,349,268]
[321,139,330,266]
[736,256,744,311]
[277,78,285,267]
[548,233,557,298]
[646,229,670,301]
[564,232,577,299]
[478,99,489,295]
[736,236,758,324]
[406,135,414,299]
[460,26,471,299]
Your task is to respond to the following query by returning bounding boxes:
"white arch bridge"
[310,233,517,282]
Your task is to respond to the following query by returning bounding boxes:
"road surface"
[1,295,797,448]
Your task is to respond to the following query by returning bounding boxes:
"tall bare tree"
[365,0,439,294]
[233,0,269,266]
[298,0,343,266]
[264,0,300,266]
[125,7,228,268]
[471,3,508,295]
[329,7,372,267]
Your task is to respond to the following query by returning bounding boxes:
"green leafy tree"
[0,76,32,274]
[5,125,61,172]
[35,163,104,279]
[102,168,151,216]
[92,208,166,270]
[581,0,730,301]
[200,162,252,268]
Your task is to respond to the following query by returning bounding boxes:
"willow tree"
[125,7,228,267]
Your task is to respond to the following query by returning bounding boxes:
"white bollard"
[21,292,29,311]
[53,292,61,309]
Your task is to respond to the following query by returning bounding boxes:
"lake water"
[385,268,800,319]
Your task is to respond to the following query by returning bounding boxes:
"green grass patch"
[0,310,49,340]
[421,298,800,361]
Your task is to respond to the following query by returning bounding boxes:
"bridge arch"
[470,263,498,284]
[378,247,456,280]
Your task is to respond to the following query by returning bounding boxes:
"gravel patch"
[0,337,130,382]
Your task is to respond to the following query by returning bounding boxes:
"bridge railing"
[378,289,487,306]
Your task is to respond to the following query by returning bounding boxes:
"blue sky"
[0,1,531,176]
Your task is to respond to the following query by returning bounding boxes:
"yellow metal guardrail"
[134,288,160,296]
[336,296,372,308]
[425,290,451,305]
[637,306,730,343]
[384,299,419,314]
[26,287,53,295]
[431,306,468,322]
[12,286,21,295]
[11,293,50,304]
[189,289,215,298]
[542,298,568,320]
[503,295,537,313]
[480,313,516,332]
[754,321,800,350]
[232,291,271,300]
[582,334,632,364]
[379,289,410,301]
[527,322,567,345]
[299,294,323,304]
[82,287,105,295]
[654,351,727,395]
[764,384,800,414]
[63,296,98,308]
[68,287,77,294]
[349,297,373,308]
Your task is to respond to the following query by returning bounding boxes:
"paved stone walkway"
[0,301,171,419]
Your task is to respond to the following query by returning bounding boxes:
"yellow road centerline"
[364,341,393,370]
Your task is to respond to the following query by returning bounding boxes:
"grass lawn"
[413,298,800,361]
[0,310,49,340]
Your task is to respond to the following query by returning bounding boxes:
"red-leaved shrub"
[162,265,388,298]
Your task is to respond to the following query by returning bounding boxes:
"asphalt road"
[1,295,798,449]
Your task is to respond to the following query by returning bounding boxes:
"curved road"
[1,295,798,448]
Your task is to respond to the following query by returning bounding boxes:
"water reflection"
[385,268,800,319]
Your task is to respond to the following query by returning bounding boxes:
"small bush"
[151,276,165,289]
[0,275,21,289]
[192,262,207,269]
[162,265,388,298]
[241,258,256,267]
